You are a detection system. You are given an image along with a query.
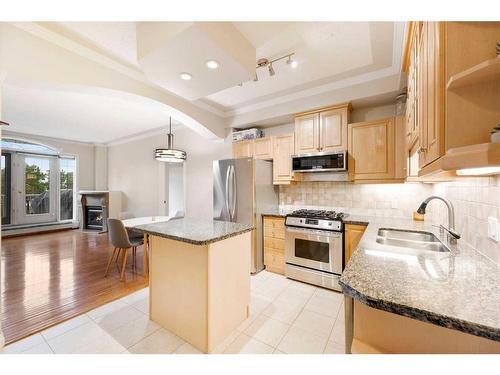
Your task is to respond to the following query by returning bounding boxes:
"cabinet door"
[348,118,395,181]
[320,108,348,152]
[417,23,428,167]
[422,21,444,166]
[232,140,254,159]
[253,137,273,160]
[273,134,295,183]
[294,113,319,154]
[344,224,367,264]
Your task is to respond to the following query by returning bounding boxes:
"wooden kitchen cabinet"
[402,22,500,177]
[263,216,286,275]
[344,224,367,264]
[294,113,319,154]
[348,117,406,183]
[418,22,445,168]
[232,140,254,159]
[294,103,351,155]
[272,134,297,184]
[405,22,420,149]
[253,137,273,159]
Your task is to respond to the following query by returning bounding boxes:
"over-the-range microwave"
[292,151,347,172]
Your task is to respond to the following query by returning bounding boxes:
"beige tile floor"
[1,271,346,354]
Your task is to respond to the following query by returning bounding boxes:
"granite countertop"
[339,215,500,342]
[135,218,254,245]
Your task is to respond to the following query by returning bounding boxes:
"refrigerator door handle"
[225,166,231,219]
[229,165,237,221]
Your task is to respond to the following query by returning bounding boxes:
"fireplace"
[85,206,104,230]
[78,191,122,232]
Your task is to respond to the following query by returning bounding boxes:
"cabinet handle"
[417,147,427,155]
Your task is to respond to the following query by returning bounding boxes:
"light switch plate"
[391,199,398,209]
[487,216,499,242]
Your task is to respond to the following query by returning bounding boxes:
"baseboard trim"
[1,222,77,237]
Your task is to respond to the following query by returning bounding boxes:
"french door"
[14,154,58,225]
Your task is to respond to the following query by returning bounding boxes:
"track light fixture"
[268,63,275,76]
[253,52,296,79]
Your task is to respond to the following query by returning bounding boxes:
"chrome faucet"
[417,196,461,243]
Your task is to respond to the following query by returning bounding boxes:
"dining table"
[121,216,171,276]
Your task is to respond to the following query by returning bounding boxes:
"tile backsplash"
[431,176,500,265]
[279,177,500,265]
[279,181,434,219]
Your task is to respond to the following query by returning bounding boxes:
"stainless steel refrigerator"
[213,158,279,273]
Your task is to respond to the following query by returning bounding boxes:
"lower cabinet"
[344,224,367,264]
[263,216,285,275]
[352,300,500,354]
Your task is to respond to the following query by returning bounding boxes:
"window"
[60,157,76,220]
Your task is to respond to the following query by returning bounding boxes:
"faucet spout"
[416,196,460,242]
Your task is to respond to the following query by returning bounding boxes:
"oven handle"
[285,226,342,238]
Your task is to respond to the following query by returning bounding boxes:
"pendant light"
[155,117,187,163]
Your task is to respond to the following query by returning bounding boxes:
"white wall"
[94,145,108,190]
[107,126,232,219]
[350,103,396,123]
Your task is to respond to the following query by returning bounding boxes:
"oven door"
[285,227,343,275]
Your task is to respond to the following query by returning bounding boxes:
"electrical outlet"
[391,199,398,209]
[487,217,499,242]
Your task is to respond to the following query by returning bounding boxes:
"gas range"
[285,209,346,232]
[284,209,346,291]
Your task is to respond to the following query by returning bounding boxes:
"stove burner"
[289,209,345,220]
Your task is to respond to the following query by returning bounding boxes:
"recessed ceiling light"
[206,60,220,69]
[179,72,192,80]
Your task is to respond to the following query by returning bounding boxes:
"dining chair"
[118,211,144,242]
[105,218,143,281]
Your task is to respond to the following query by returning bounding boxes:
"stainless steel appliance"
[292,151,347,172]
[213,158,279,273]
[285,209,345,291]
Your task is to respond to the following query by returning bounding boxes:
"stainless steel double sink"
[376,228,450,252]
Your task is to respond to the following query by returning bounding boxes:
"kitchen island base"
[149,232,251,353]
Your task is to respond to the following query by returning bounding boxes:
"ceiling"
[206,22,393,110]
[2,21,406,143]
[2,82,181,143]
[59,21,399,112]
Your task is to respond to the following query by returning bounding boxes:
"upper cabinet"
[403,21,500,176]
[253,137,273,160]
[294,103,351,155]
[294,113,319,154]
[232,140,254,159]
[273,134,297,184]
[348,117,406,183]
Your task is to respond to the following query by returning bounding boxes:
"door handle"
[230,166,237,221]
[225,167,231,219]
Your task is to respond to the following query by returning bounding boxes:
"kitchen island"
[135,218,254,353]
[339,216,500,354]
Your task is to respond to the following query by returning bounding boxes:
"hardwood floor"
[1,229,148,344]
